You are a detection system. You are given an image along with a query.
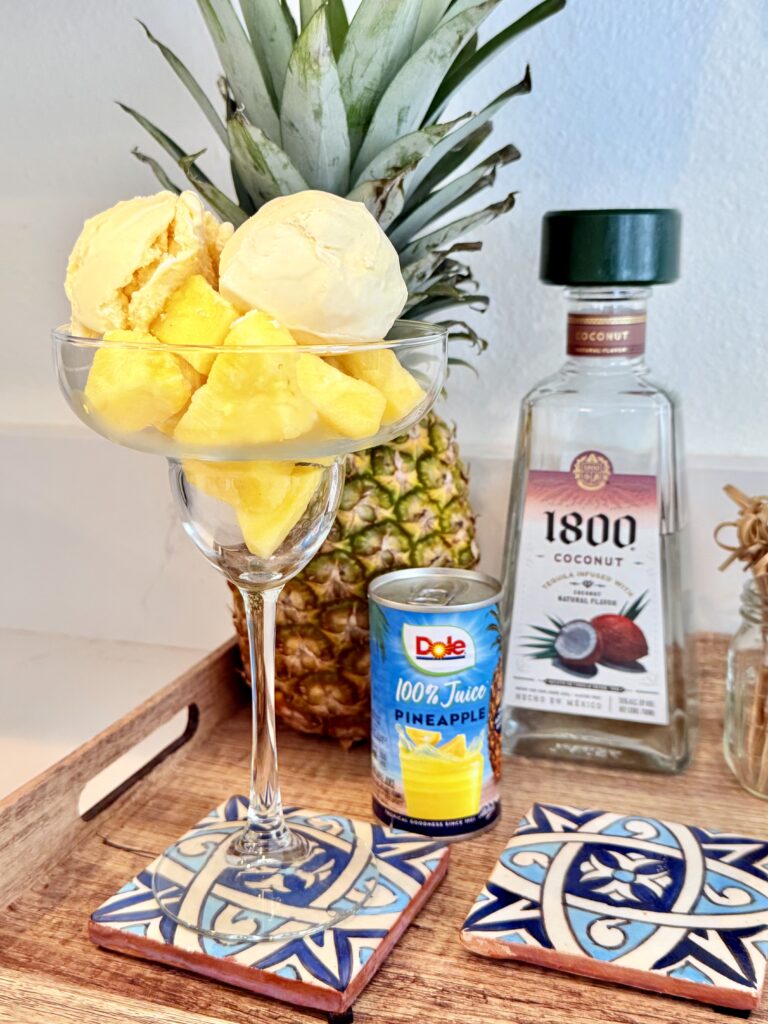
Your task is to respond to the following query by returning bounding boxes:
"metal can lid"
[368,567,501,611]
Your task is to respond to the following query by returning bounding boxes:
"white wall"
[1,0,767,645]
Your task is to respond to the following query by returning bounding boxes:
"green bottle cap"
[540,209,681,286]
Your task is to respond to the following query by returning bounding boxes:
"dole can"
[368,568,503,840]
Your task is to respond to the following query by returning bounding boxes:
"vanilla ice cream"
[66,191,229,336]
[218,191,407,342]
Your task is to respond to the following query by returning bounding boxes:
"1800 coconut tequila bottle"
[502,209,695,773]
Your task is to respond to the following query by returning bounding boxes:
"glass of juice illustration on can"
[368,568,503,839]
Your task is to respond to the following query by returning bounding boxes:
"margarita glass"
[53,322,445,943]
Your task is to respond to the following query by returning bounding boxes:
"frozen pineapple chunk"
[174,310,316,448]
[295,355,386,438]
[224,308,297,350]
[339,350,426,424]
[183,459,324,558]
[212,310,305,396]
[84,329,201,434]
[174,382,315,448]
[236,465,323,557]
[157,402,190,437]
[182,459,293,510]
[151,274,238,375]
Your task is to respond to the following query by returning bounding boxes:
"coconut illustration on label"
[525,592,649,675]
[552,620,603,668]
[591,613,648,663]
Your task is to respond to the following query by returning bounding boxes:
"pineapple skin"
[231,412,479,745]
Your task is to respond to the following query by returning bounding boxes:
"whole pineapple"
[126,0,565,742]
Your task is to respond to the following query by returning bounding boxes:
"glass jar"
[724,578,768,798]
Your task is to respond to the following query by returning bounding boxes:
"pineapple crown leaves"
[122,0,565,356]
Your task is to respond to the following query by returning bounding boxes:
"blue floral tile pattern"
[91,798,448,1001]
[461,803,768,1008]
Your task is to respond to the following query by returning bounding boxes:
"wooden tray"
[1,634,766,1023]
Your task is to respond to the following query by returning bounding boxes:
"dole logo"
[416,635,465,659]
[402,624,476,676]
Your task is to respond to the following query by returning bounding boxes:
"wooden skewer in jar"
[715,485,768,793]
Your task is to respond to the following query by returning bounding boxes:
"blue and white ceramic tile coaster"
[89,797,449,1016]
[461,803,768,1011]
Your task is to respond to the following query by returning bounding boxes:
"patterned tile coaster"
[461,803,768,1012]
[90,797,449,1016]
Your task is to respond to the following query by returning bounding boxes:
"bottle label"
[567,313,646,357]
[506,451,668,725]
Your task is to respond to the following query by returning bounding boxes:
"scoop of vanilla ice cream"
[66,191,229,335]
[219,191,407,342]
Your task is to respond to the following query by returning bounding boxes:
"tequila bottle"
[502,209,694,773]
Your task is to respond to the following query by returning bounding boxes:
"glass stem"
[238,585,290,850]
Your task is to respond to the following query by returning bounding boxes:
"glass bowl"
[52,320,446,462]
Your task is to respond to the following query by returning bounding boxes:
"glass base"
[152,816,379,944]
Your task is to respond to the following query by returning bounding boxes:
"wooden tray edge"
[0,638,244,908]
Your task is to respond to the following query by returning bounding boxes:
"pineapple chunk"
[295,355,386,438]
[174,310,317,447]
[183,459,323,559]
[183,459,293,510]
[212,311,304,398]
[440,734,467,758]
[157,402,190,437]
[85,329,201,434]
[174,383,314,447]
[339,350,426,424]
[224,308,297,350]
[236,465,323,557]
[151,274,238,375]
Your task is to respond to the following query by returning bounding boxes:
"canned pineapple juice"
[368,568,503,840]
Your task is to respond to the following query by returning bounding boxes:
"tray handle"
[0,638,243,907]
[80,703,201,821]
